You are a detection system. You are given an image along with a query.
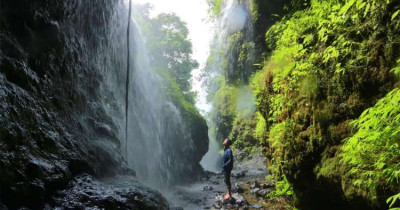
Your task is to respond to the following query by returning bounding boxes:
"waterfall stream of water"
[125,0,132,158]
[94,1,206,188]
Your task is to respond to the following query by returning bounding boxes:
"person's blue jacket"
[222,147,233,171]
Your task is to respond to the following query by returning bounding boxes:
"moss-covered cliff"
[253,0,400,209]
[205,0,400,209]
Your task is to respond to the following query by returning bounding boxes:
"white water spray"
[98,1,206,188]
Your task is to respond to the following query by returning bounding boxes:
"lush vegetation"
[134,4,198,103]
[340,88,400,206]
[206,0,400,209]
[256,0,400,208]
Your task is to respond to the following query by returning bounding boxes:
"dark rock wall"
[0,0,124,208]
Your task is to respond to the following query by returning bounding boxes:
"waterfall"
[95,1,206,188]
[125,0,132,159]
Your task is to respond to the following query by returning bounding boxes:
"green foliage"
[388,193,400,209]
[225,31,257,83]
[268,175,294,198]
[230,112,258,151]
[151,13,199,94]
[206,0,399,206]
[135,8,198,99]
[340,88,400,204]
[152,67,201,119]
[392,59,400,79]
[254,112,267,144]
[206,0,223,18]
[254,0,400,207]
[209,78,260,152]
[266,120,296,176]
[133,3,201,114]
[210,80,238,140]
[249,0,259,21]
[393,10,400,20]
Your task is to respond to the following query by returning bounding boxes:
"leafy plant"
[387,193,400,209]
[392,59,400,79]
[268,175,293,198]
[340,88,400,203]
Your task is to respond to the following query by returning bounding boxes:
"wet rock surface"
[162,151,294,209]
[164,152,282,209]
[0,0,175,209]
[52,174,169,209]
[0,0,122,208]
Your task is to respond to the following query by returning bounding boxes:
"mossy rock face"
[327,121,351,145]
[230,113,258,151]
[251,0,400,209]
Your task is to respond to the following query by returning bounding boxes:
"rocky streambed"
[165,152,293,210]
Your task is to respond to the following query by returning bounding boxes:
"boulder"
[52,174,169,209]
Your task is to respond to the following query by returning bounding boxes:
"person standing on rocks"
[222,138,234,200]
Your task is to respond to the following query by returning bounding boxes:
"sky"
[132,0,213,70]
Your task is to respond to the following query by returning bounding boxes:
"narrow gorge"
[1,0,399,209]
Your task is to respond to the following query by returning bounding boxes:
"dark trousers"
[223,169,231,189]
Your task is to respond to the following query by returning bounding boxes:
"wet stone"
[232,183,245,193]
[251,187,261,195]
[263,179,276,188]
[233,171,246,178]
[203,185,213,191]
[257,188,272,197]
[250,180,260,189]
[252,203,263,209]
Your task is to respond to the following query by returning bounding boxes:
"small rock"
[233,171,246,178]
[256,189,271,197]
[252,203,263,209]
[250,180,260,189]
[251,187,260,195]
[203,186,213,191]
[232,183,244,193]
[232,193,248,206]
[222,197,236,205]
[213,204,221,209]
[263,179,275,188]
